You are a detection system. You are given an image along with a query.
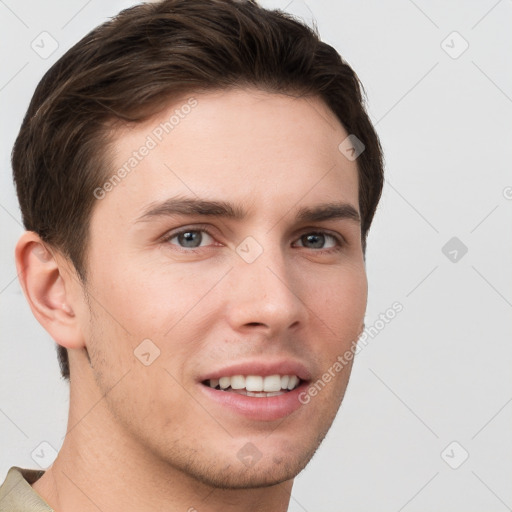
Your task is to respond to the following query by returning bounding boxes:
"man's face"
[80,88,367,488]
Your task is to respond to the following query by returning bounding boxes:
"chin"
[170,431,327,490]
[183,460,303,490]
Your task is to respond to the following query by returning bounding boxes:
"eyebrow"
[136,197,360,224]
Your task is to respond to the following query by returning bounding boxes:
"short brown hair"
[12,0,384,381]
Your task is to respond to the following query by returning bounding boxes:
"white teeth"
[207,374,301,392]
[245,375,264,392]
[245,390,287,398]
[219,376,231,389]
[246,391,262,397]
[230,375,245,390]
[287,375,299,390]
[263,375,282,392]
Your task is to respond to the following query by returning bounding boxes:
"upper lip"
[199,359,312,383]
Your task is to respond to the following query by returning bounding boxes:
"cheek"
[310,264,367,337]
[89,252,208,334]
[86,258,230,380]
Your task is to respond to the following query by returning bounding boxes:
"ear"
[15,231,85,350]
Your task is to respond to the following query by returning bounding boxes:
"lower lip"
[199,382,309,421]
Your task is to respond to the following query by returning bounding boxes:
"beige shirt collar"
[0,466,53,512]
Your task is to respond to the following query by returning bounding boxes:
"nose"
[224,240,308,337]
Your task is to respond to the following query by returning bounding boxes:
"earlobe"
[15,231,85,350]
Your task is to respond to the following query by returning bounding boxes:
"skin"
[16,88,367,512]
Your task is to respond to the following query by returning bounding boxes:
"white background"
[1,1,511,510]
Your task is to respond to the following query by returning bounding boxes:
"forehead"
[95,88,359,225]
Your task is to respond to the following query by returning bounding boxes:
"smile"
[203,374,301,397]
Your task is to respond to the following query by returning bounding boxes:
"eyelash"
[161,225,344,254]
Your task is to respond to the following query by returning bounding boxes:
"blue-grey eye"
[297,232,337,249]
[168,230,214,248]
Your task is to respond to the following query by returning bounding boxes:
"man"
[1,0,383,510]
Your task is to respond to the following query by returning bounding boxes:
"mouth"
[202,374,302,398]
[199,365,310,421]
[198,360,311,421]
